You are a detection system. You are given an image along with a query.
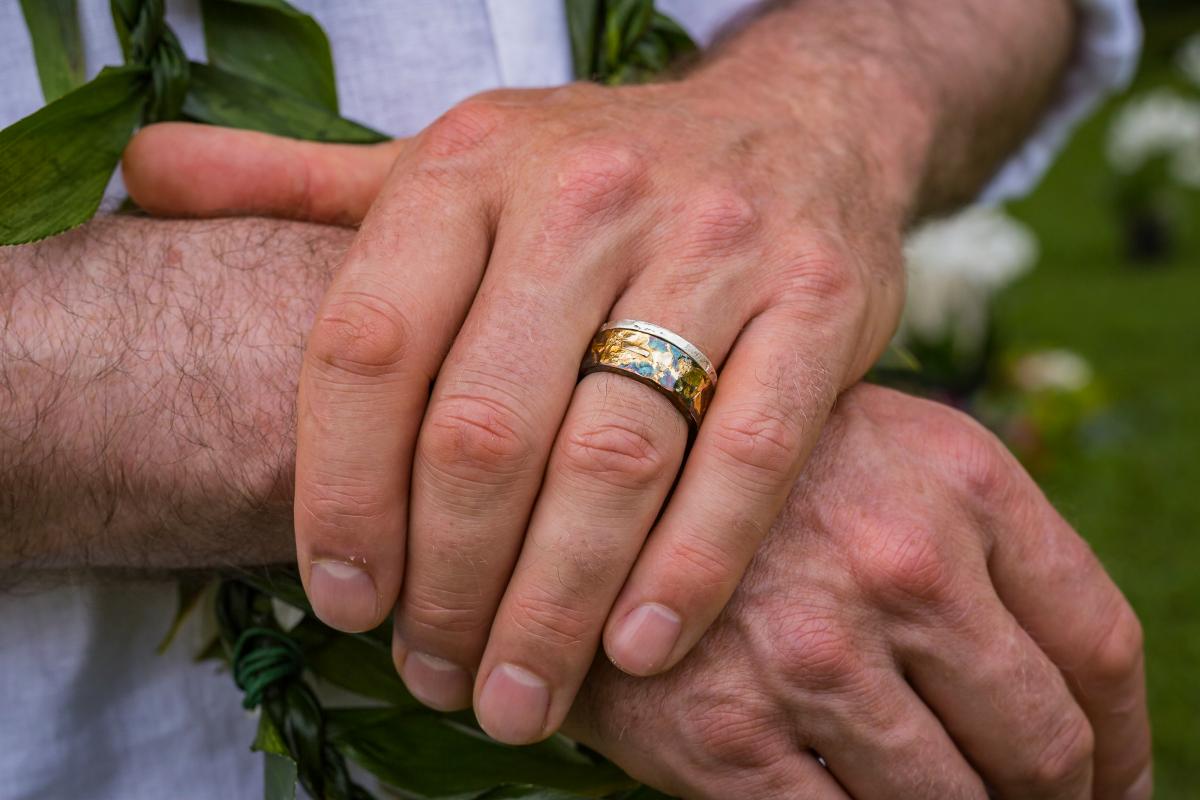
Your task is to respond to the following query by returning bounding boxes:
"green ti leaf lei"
[3,2,695,798]
[0,0,695,246]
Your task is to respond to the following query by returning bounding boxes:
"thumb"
[122,123,406,225]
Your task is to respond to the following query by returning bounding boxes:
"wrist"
[673,4,938,230]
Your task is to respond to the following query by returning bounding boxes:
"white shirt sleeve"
[979,0,1142,203]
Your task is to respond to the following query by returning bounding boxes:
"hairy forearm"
[690,0,1074,218]
[0,216,350,571]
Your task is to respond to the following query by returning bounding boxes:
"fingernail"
[608,603,682,676]
[477,663,550,744]
[401,651,473,711]
[308,560,378,632]
[1124,765,1153,800]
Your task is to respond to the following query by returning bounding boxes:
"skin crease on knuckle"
[419,393,538,485]
[416,96,511,162]
[306,291,413,380]
[1019,707,1096,796]
[556,412,671,492]
[505,583,596,651]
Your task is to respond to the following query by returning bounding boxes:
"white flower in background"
[1106,89,1200,175]
[1012,349,1094,393]
[897,206,1038,356]
[1177,32,1200,88]
[272,597,307,632]
[1169,135,1200,188]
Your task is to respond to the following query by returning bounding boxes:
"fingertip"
[392,635,474,711]
[476,663,553,745]
[307,558,383,632]
[122,122,212,213]
[1123,764,1152,800]
[124,123,298,217]
[605,602,683,676]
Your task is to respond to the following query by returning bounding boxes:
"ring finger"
[472,289,747,743]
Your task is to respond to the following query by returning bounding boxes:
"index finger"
[123,123,405,224]
[296,144,498,632]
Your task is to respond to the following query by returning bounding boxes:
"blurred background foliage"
[892,2,1199,794]
[1004,8,1199,795]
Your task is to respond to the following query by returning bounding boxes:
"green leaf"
[231,567,312,614]
[0,65,147,245]
[629,37,669,74]
[200,0,338,111]
[647,12,694,51]
[878,342,922,372]
[607,788,674,800]
[604,0,652,70]
[254,712,299,800]
[19,0,85,102]
[143,25,190,123]
[183,62,385,143]
[290,618,420,709]
[473,788,596,800]
[564,0,602,80]
[618,0,655,57]
[264,753,299,800]
[157,576,218,654]
[254,708,292,756]
[326,709,635,798]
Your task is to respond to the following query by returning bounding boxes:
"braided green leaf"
[109,0,189,122]
[200,0,339,111]
[565,0,602,81]
[19,0,86,102]
[325,708,636,798]
[0,65,147,244]
[183,62,385,143]
[565,0,697,84]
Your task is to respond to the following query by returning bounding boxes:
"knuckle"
[950,431,1012,506]
[773,612,860,692]
[854,525,960,612]
[420,394,535,480]
[506,586,594,649]
[707,405,800,487]
[675,184,761,256]
[298,477,390,537]
[1023,711,1095,793]
[1085,600,1145,687]
[545,140,647,229]
[917,407,1015,507]
[402,583,490,638]
[663,529,751,589]
[687,692,785,772]
[418,96,508,159]
[775,241,862,308]
[307,292,412,378]
[557,414,671,490]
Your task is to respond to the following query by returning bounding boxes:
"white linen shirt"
[0,1,1140,798]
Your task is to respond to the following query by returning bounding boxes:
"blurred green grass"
[997,7,1200,794]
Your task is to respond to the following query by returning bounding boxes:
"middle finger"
[393,162,648,708]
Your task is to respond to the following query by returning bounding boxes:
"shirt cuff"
[978,0,1143,203]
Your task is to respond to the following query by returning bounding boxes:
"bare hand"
[567,385,1151,800]
[124,71,909,745]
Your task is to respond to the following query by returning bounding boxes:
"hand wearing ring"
[124,71,912,744]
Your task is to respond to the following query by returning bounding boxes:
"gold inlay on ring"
[580,322,717,430]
